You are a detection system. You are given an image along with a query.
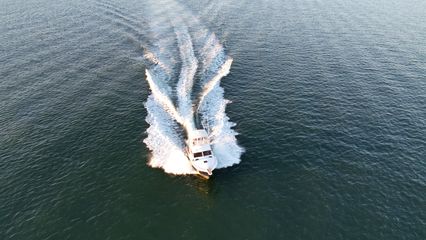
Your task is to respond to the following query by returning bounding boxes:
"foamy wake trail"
[145,70,184,125]
[144,95,197,174]
[143,62,197,174]
[198,43,245,168]
[197,57,233,112]
[200,33,224,72]
[199,83,244,168]
[143,50,172,76]
[175,25,198,131]
[142,0,243,174]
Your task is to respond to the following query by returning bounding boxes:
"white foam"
[200,33,224,70]
[199,81,245,169]
[175,25,198,131]
[143,50,172,75]
[141,0,243,175]
[145,70,184,125]
[197,57,233,112]
[144,95,196,174]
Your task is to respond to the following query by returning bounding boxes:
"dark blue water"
[1,0,425,239]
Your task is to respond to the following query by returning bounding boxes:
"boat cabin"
[186,129,217,176]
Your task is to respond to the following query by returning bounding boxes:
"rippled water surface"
[1,0,425,239]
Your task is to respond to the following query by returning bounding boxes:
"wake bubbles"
[142,1,244,175]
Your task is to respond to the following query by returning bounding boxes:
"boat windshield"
[203,150,212,156]
[193,151,212,158]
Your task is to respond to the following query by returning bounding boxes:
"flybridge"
[192,136,209,145]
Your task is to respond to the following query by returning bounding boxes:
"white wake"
[141,0,244,175]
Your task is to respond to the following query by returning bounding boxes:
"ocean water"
[1,0,425,239]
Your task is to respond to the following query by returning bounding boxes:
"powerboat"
[185,129,217,178]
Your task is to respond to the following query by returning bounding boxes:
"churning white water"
[141,0,243,175]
